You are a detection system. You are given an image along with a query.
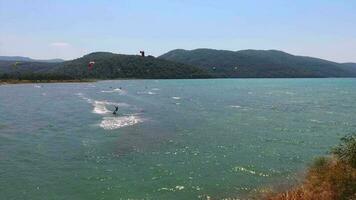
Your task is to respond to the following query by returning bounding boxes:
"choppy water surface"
[0,79,355,199]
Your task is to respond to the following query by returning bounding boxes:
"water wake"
[92,100,129,115]
[100,115,143,130]
[76,93,142,130]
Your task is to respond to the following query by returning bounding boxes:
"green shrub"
[332,133,356,168]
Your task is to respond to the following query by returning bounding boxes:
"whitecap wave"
[233,166,270,177]
[137,91,157,95]
[76,93,94,104]
[157,185,185,192]
[310,119,323,123]
[230,105,241,108]
[172,97,181,100]
[101,88,127,95]
[100,115,142,130]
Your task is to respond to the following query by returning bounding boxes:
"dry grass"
[265,158,356,200]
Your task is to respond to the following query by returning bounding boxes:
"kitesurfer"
[113,106,119,115]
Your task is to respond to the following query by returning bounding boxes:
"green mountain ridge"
[0,52,211,80]
[0,56,65,63]
[0,60,59,74]
[159,49,356,78]
[1,50,356,80]
[55,52,211,79]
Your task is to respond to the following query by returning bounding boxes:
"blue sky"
[0,0,355,62]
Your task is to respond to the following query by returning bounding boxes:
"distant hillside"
[0,56,65,63]
[0,56,33,62]
[54,52,210,79]
[0,52,211,80]
[342,63,356,67]
[0,60,59,74]
[159,49,356,78]
[2,50,356,80]
[341,63,356,74]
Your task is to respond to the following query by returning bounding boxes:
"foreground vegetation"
[265,134,356,200]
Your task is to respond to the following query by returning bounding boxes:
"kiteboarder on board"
[113,106,119,115]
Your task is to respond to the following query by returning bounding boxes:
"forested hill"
[2,50,356,80]
[159,49,356,78]
[54,52,211,79]
[341,63,356,74]
[0,52,211,80]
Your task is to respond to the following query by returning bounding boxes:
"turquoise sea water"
[0,79,355,199]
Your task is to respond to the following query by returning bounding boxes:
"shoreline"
[1,77,355,85]
[0,79,96,85]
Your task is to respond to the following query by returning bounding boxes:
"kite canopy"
[88,61,95,70]
[140,51,145,57]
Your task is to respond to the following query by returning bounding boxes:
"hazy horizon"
[1,0,355,62]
